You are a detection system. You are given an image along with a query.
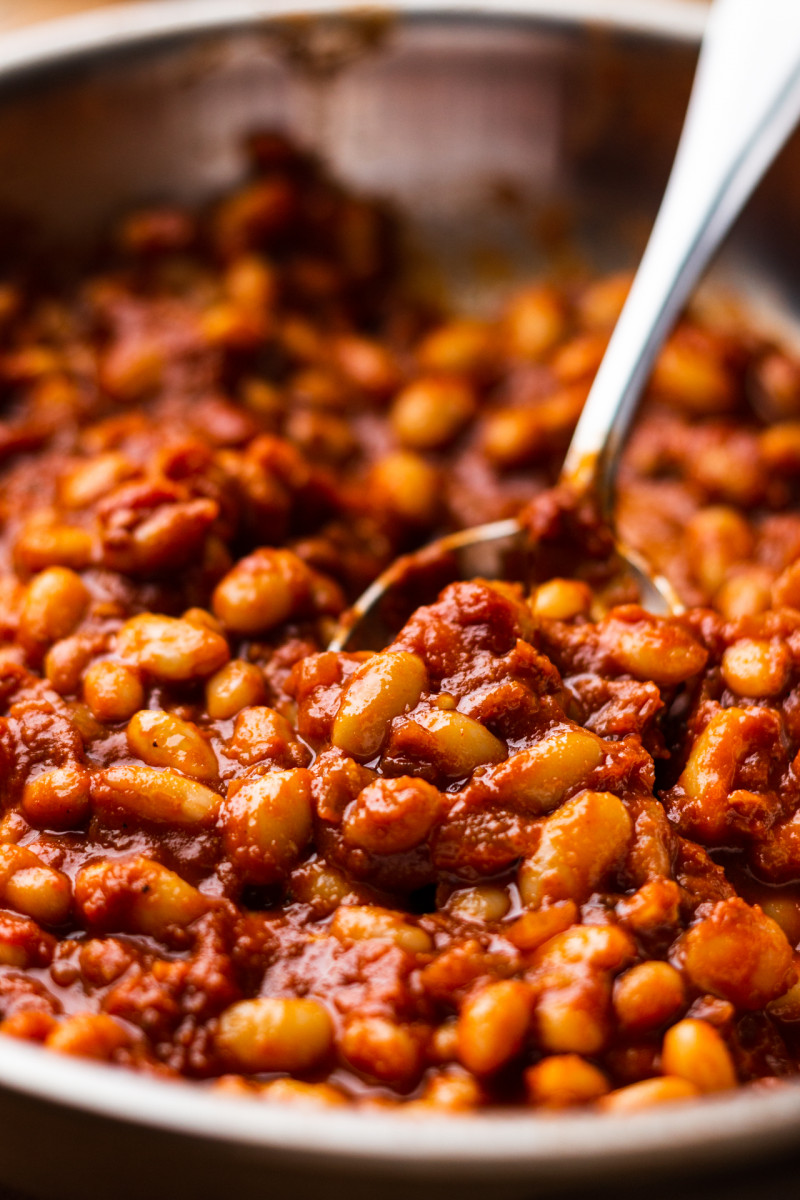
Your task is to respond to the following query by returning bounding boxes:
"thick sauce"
[0,134,798,1111]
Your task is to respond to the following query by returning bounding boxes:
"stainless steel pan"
[0,4,798,1198]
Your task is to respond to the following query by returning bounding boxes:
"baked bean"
[181,607,224,634]
[759,421,800,471]
[212,548,312,634]
[715,568,774,619]
[531,925,636,1055]
[45,636,96,696]
[59,452,133,509]
[391,377,476,450]
[20,568,89,646]
[116,613,229,680]
[369,451,440,525]
[536,386,589,436]
[217,998,332,1073]
[651,332,734,414]
[0,845,71,926]
[678,898,794,1009]
[753,350,800,419]
[226,705,298,766]
[343,776,442,855]
[519,790,632,908]
[598,1076,700,1113]
[14,524,93,573]
[691,439,764,508]
[205,660,266,719]
[391,709,506,778]
[288,858,353,913]
[773,558,800,608]
[203,302,267,351]
[551,334,607,384]
[429,1021,459,1063]
[127,710,217,781]
[457,981,532,1075]
[417,318,496,378]
[415,1070,482,1111]
[420,942,492,1005]
[22,763,91,829]
[224,254,277,312]
[598,612,707,685]
[673,707,776,842]
[535,924,631,994]
[755,892,800,947]
[332,650,427,760]
[2,345,59,382]
[721,638,790,697]
[101,336,164,401]
[91,764,220,827]
[661,1018,736,1093]
[504,286,566,360]
[221,769,312,884]
[686,507,754,595]
[577,272,631,330]
[486,728,604,815]
[333,334,400,397]
[613,962,686,1034]
[0,811,27,846]
[330,905,432,954]
[82,660,145,723]
[525,1055,610,1108]
[46,1013,129,1061]
[531,578,592,621]
[445,885,510,924]
[482,387,586,468]
[75,856,208,936]
[253,1079,347,1107]
[482,408,546,468]
[505,900,579,952]
[339,1015,424,1087]
[0,911,54,969]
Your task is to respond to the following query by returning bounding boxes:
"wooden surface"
[0,0,708,32]
[0,0,118,29]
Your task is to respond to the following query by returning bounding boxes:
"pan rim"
[2,0,796,1182]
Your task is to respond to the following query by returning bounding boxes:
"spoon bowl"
[329,517,682,652]
[331,0,800,653]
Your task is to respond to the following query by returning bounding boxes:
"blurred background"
[0,0,708,32]
[1,0,112,27]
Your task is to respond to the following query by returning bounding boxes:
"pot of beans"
[0,2,799,1198]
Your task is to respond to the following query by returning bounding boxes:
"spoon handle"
[561,0,800,513]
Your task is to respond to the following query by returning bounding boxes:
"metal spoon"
[331,0,800,652]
